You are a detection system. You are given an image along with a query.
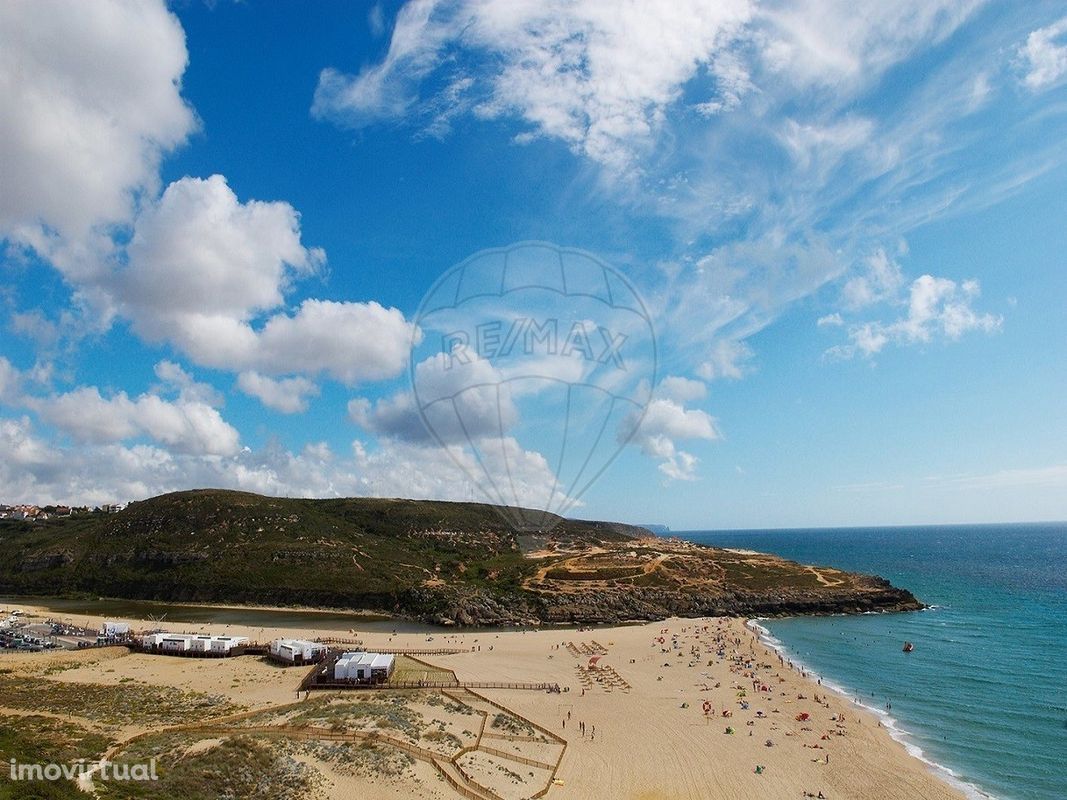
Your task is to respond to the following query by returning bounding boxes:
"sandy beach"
[1,601,964,800]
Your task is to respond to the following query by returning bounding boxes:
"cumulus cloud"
[122,175,323,319]
[623,397,718,481]
[0,0,195,263]
[32,386,240,456]
[1018,16,1067,91]
[116,175,416,384]
[237,372,319,414]
[826,274,1002,359]
[0,5,418,392]
[0,413,568,517]
[0,416,340,506]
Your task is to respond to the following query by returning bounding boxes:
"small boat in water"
[902,641,915,653]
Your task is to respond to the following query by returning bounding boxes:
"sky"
[1,0,1066,529]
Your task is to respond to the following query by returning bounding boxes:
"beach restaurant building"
[269,638,328,665]
[333,652,395,683]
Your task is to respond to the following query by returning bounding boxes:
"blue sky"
[1,0,1066,528]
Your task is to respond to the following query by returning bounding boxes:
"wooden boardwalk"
[302,677,560,692]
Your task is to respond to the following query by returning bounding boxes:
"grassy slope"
[0,489,919,620]
[0,490,637,609]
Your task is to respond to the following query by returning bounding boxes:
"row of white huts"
[140,632,248,654]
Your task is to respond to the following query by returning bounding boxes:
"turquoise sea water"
[680,524,1067,800]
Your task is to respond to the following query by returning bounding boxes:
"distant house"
[269,638,327,665]
[334,651,395,683]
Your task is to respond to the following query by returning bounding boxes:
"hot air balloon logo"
[410,242,656,530]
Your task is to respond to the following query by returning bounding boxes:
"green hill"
[0,490,921,624]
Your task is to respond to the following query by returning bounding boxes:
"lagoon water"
[681,523,1067,800]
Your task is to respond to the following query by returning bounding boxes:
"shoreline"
[746,618,993,800]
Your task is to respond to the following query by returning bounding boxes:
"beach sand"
[1,602,964,799]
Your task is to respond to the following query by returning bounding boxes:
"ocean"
[679,523,1067,800]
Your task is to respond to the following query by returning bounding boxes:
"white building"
[334,651,395,682]
[159,635,190,652]
[270,638,327,665]
[140,632,248,654]
[102,621,130,637]
[209,636,246,653]
[333,655,352,680]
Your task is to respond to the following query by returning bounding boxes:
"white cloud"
[352,435,572,513]
[122,175,323,320]
[696,339,754,381]
[657,376,707,403]
[153,360,224,408]
[758,0,983,90]
[0,415,328,506]
[314,0,755,172]
[237,372,319,414]
[368,3,387,38]
[827,274,1001,359]
[657,237,839,385]
[352,347,518,444]
[314,0,982,175]
[624,397,718,481]
[781,116,875,174]
[33,386,240,456]
[250,299,416,383]
[1018,16,1067,91]
[841,249,906,310]
[816,313,844,327]
[116,175,416,384]
[0,0,194,258]
[0,411,576,509]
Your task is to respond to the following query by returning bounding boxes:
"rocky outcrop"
[405,583,923,627]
